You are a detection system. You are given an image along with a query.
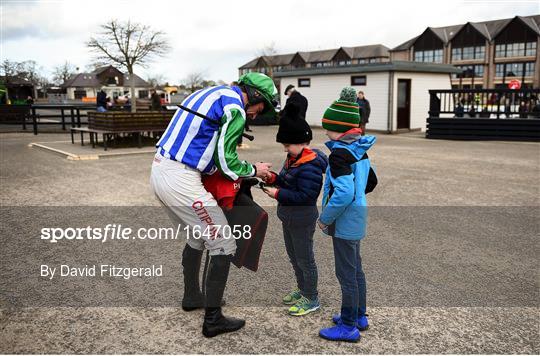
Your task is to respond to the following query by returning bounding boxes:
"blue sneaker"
[319,322,360,342]
[332,314,369,331]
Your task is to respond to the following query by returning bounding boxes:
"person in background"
[96,89,107,112]
[281,84,308,120]
[518,101,528,119]
[532,98,540,118]
[454,100,465,118]
[468,105,476,118]
[151,90,161,111]
[356,91,371,133]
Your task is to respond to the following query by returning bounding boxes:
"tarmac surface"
[0,127,538,354]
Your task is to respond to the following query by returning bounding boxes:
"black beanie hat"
[276,105,312,144]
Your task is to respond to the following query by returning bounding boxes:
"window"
[455,65,484,78]
[298,78,310,87]
[424,50,434,62]
[525,42,537,56]
[505,63,521,77]
[524,62,535,76]
[506,43,514,57]
[369,58,378,63]
[495,62,534,78]
[496,42,537,58]
[495,44,505,57]
[74,90,86,99]
[414,49,443,63]
[515,43,525,57]
[495,64,505,77]
[474,65,484,77]
[351,75,366,86]
[452,46,485,61]
[452,47,462,61]
[475,46,485,59]
[358,59,366,64]
[337,60,351,66]
[138,90,149,99]
[462,46,474,60]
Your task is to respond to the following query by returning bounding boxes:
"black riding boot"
[202,255,245,338]
[181,244,204,311]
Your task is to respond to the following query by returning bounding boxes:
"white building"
[274,61,460,132]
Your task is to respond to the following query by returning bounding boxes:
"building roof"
[391,14,540,51]
[123,73,151,87]
[272,61,462,78]
[62,73,101,88]
[343,44,390,58]
[61,67,150,88]
[239,44,390,69]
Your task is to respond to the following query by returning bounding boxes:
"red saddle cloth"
[202,171,268,272]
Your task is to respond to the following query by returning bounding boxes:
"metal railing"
[429,88,540,119]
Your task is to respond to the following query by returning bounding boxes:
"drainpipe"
[387,71,394,133]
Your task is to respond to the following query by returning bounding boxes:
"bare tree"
[0,60,24,101]
[257,42,278,57]
[256,42,278,77]
[1,59,23,78]
[52,61,76,85]
[182,71,205,93]
[146,73,165,88]
[20,60,43,99]
[87,19,170,112]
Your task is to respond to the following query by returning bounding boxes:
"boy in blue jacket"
[317,87,376,342]
[263,105,328,316]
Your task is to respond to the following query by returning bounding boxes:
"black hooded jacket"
[281,90,308,120]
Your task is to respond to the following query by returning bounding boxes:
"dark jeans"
[332,237,367,326]
[282,221,318,300]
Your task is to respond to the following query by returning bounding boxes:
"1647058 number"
[184,225,251,240]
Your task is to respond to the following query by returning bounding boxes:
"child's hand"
[263,186,278,199]
[262,171,276,183]
[317,220,328,230]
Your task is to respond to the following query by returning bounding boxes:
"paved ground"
[0,127,539,354]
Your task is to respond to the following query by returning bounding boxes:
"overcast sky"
[1,0,538,84]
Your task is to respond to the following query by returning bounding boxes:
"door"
[397,79,411,129]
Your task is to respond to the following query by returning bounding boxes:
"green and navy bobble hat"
[238,72,278,114]
[321,87,360,132]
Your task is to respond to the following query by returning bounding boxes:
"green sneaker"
[282,289,302,305]
[288,296,320,316]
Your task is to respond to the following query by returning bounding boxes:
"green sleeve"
[213,108,255,180]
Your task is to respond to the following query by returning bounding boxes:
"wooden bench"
[70,127,162,151]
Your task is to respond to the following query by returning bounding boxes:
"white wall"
[279,73,390,131]
[279,70,452,133]
[391,72,452,132]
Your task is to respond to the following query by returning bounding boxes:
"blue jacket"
[272,148,328,224]
[320,133,376,240]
